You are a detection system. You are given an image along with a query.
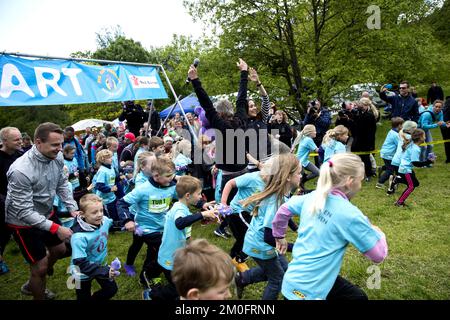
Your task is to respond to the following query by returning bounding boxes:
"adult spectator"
[380,81,419,122]
[269,110,293,148]
[302,100,331,146]
[351,101,377,180]
[427,81,444,105]
[6,122,78,299]
[302,99,332,165]
[441,97,450,163]
[118,101,145,137]
[81,127,92,146]
[0,127,23,275]
[63,127,87,189]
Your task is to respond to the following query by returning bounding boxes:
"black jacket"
[119,104,145,136]
[351,109,377,152]
[192,72,248,172]
[269,122,293,148]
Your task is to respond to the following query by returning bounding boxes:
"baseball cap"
[124,132,136,142]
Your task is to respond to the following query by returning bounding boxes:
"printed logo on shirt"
[148,197,172,213]
[164,260,172,267]
[109,176,116,185]
[251,248,261,254]
[292,290,306,299]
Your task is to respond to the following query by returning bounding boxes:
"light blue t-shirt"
[380,129,400,161]
[53,182,73,213]
[322,140,346,163]
[70,216,113,280]
[134,171,150,188]
[64,158,80,189]
[391,138,407,167]
[94,165,117,204]
[419,109,444,131]
[157,202,191,271]
[243,194,282,260]
[398,143,421,174]
[123,179,177,235]
[297,136,317,167]
[173,153,192,176]
[281,192,381,300]
[230,171,266,214]
[214,170,223,203]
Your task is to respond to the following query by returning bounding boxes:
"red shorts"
[8,214,63,264]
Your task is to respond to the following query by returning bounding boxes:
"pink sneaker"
[124,264,136,277]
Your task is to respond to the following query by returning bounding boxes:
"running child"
[394,128,434,207]
[70,194,119,300]
[145,176,216,300]
[236,153,301,300]
[93,150,120,227]
[63,144,80,191]
[123,151,156,276]
[273,153,388,300]
[172,139,192,176]
[296,124,319,192]
[321,125,349,163]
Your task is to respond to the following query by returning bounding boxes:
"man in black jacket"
[119,101,145,137]
[427,82,445,105]
[380,81,419,122]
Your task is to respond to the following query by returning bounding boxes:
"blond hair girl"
[272,152,387,300]
[236,153,301,300]
[321,125,349,162]
[133,151,156,187]
[294,124,319,191]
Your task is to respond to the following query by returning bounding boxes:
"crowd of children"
[3,60,449,302]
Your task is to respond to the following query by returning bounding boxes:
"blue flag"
[0,54,168,106]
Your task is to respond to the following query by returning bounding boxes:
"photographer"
[118,101,145,137]
[302,100,331,161]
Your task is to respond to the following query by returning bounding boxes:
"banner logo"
[129,75,160,89]
[97,69,121,92]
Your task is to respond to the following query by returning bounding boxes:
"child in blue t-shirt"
[387,120,417,195]
[272,153,388,300]
[117,156,214,291]
[296,125,319,192]
[93,150,119,226]
[234,153,301,300]
[321,125,349,163]
[377,117,404,188]
[220,169,267,273]
[63,144,80,191]
[123,151,156,277]
[70,194,119,300]
[394,128,434,207]
[142,176,217,300]
[53,165,75,228]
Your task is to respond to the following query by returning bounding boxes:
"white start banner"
[129,75,160,89]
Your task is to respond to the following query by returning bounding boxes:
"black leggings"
[396,171,420,205]
[76,277,118,300]
[326,275,368,300]
[140,232,164,284]
[126,233,145,266]
[228,211,252,261]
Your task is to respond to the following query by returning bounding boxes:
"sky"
[0,0,207,58]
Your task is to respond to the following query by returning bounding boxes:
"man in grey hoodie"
[6,122,79,300]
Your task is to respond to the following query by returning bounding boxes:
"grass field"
[1,117,449,300]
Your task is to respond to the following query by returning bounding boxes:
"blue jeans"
[242,254,288,300]
[420,130,433,161]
